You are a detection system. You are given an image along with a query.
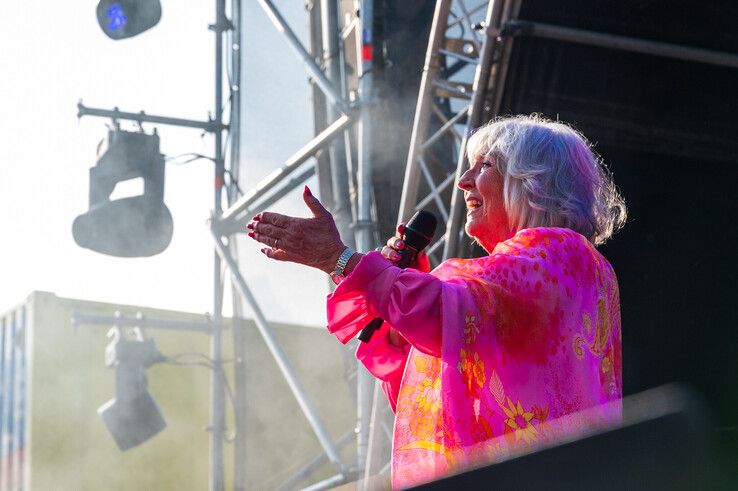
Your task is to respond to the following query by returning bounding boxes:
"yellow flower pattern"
[457,349,485,397]
[398,354,443,440]
[416,376,441,413]
[501,397,538,444]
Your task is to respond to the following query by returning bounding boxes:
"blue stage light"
[106,4,128,32]
[96,0,161,40]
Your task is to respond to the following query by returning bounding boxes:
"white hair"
[466,114,627,245]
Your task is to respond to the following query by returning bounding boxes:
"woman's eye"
[480,161,492,169]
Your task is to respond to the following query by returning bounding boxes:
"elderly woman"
[247,115,626,487]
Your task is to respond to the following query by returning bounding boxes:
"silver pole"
[443,0,505,260]
[218,113,355,224]
[210,0,227,488]
[76,102,226,132]
[355,0,376,481]
[211,229,347,475]
[255,0,351,114]
[398,0,453,224]
[491,0,523,115]
[307,0,335,220]
[300,473,352,491]
[227,0,248,488]
[322,0,356,250]
[361,380,382,491]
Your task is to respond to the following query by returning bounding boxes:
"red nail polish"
[246,222,254,230]
[304,185,312,196]
[248,231,254,238]
[252,215,260,222]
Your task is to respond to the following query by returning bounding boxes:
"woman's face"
[457,155,511,252]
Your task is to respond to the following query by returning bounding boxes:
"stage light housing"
[73,128,173,257]
[98,378,167,451]
[96,0,162,40]
[98,330,167,451]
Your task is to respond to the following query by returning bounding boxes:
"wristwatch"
[330,246,356,284]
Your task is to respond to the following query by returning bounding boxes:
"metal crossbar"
[217,113,355,225]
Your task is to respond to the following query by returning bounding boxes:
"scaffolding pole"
[214,0,364,487]
[354,0,379,484]
[212,229,348,476]
[321,0,356,250]
[209,1,228,488]
[443,0,507,260]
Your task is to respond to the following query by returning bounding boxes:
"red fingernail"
[246,222,254,230]
[252,215,260,222]
[248,231,254,238]
[260,248,268,255]
[304,185,312,196]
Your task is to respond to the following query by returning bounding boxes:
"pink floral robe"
[327,227,622,488]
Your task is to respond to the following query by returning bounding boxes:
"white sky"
[0,1,329,326]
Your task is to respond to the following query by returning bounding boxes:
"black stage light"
[96,0,162,40]
[98,330,167,451]
[73,128,173,257]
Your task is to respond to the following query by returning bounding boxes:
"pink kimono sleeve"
[354,321,411,412]
[326,251,443,357]
[327,252,443,411]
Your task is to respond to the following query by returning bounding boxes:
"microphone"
[357,210,437,343]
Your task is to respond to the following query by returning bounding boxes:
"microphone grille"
[406,210,438,243]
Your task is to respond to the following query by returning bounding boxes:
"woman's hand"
[379,224,431,273]
[379,223,430,348]
[246,186,346,274]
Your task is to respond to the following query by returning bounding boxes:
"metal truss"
[212,0,380,490]
[356,3,524,485]
[399,0,738,264]
[399,0,522,264]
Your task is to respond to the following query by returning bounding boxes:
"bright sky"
[0,1,329,326]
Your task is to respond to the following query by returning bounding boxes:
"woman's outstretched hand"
[246,186,346,274]
[380,224,432,273]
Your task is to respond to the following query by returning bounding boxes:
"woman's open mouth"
[466,197,482,213]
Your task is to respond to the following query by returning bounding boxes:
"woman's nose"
[458,168,474,190]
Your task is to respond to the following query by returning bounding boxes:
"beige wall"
[23,291,356,490]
